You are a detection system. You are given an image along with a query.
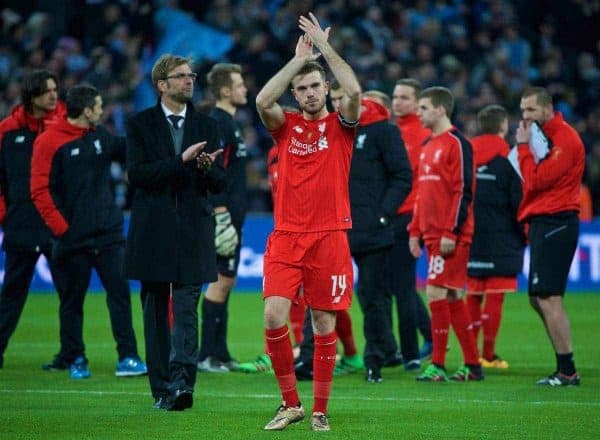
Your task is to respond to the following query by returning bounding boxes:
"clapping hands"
[196,149,223,174]
[299,12,330,49]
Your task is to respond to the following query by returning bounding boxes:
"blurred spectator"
[0,0,598,216]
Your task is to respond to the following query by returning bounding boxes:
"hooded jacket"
[31,118,125,259]
[0,102,66,250]
[468,135,526,277]
[348,99,412,254]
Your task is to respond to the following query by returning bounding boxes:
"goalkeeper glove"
[214,211,239,257]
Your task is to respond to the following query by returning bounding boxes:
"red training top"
[517,112,585,222]
[395,113,431,215]
[408,126,475,243]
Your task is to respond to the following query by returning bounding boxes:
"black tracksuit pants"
[0,247,66,360]
[141,282,201,399]
[354,247,391,369]
[384,214,432,361]
[54,243,138,364]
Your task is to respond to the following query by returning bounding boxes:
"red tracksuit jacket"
[408,126,475,244]
[517,112,585,222]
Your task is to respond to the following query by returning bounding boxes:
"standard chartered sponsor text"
[289,137,318,155]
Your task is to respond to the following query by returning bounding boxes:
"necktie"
[168,115,183,129]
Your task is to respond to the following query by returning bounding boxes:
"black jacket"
[208,107,248,227]
[31,119,125,259]
[0,103,66,251]
[125,101,226,284]
[1,124,52,250]
[348,100,412,254]
[468,135,526,277]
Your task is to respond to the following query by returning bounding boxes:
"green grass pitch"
[1,291,599,439]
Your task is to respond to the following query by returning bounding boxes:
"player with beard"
[256,13,361,432]
[516,87,584,386]
[0,69,66,369]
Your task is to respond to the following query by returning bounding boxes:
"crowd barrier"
[1,215,598,292]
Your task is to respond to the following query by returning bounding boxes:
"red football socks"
[335,309,357,356]
[482,293,504,361]
[466,295,483,342]
[289,301,306,346]
[449,299,480,365]
[429,298,450,367]
[266,326,299,407]
[312,332,337,414]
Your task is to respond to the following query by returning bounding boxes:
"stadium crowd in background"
[0,0,598,215]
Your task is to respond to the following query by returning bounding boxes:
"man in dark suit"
[125,54,225,410]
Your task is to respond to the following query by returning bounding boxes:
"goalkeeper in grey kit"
[198,63,249,372]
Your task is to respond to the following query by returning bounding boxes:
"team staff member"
[31,85,145,379]
[125,54,225,410]
[332,85,411,382]
[389,78,433,368]
[0,70,66,369]
[198,63,248,373]
[466,105,526,369]
[256,13,361,432]
[408,87,482,382]
[515,87,584,386]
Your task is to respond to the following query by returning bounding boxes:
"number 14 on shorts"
[330,274,347,304]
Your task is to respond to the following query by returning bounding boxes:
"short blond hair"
[151,54,193,88]
[522,87,553,106]
[364,90,392,113]
[207,63,242,99]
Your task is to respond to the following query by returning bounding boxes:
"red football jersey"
[395,113,431,214]
[517,112,584,222]
[270,111,355,232]
[267,144,278,201]
[408,127,475,243]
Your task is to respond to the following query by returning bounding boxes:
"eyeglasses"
[165,72,198,81]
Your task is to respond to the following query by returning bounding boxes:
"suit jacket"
[125,101,225,284]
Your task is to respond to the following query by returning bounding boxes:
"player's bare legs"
[535,296,573,353]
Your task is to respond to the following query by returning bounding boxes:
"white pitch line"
[0,389,598,408]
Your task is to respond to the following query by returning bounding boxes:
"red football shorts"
[424,240,470,290]
[263,230,353,311]
[466,276,518,295]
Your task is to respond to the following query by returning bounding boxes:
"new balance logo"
[548,377,563,386]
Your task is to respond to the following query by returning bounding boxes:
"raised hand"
[298,12,330,49]
[515,120,532,144]
[294,34,320,62]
